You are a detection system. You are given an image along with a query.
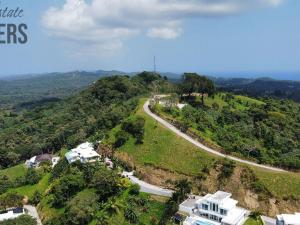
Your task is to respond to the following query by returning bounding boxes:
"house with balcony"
[180,191,247,225]
[276,213,300,225]
[65,142,100,164]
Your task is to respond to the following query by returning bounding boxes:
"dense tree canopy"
[0,73,168,169]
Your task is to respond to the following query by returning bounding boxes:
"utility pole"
[154,56,156,74]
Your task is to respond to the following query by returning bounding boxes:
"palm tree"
[104,198,123,216]
[96,211,110,225]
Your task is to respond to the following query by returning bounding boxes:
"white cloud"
[42,0,284,53]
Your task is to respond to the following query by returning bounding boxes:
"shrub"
[122,116,145,144]
[25,168,41,185]
[128,184,140,196]
[114,130,130,148]
[124,207,138,224]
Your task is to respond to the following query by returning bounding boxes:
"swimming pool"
[195,221,214,225]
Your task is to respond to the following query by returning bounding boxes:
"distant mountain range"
[1,70,300,109]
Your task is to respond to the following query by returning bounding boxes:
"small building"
[25,154,60,168]
[276,213,300,225]
[65,142,100,164]
[177,103,187,110]
[180,191,247,225]
[0,208,25,221]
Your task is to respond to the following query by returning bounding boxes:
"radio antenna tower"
[154,56,157,74]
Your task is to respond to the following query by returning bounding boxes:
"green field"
[0,164,26,180]
[6,173,50,198]
[113,99,216,176]
[253,168,300,197]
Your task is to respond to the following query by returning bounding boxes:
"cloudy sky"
[1,0,300,79]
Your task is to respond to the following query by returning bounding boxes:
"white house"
[25,154,60,168]
[276,213,300,225]
[0,208,25,221]
[65,142,100,164]
[180,191,247,225]
[177,103,187,110]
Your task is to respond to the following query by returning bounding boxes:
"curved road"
[122,172,173,197]
[144,100,286,173]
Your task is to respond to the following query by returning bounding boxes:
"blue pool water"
[195,221,214,225]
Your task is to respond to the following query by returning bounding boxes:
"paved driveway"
[144,100,286,173]
[24,205,43,225]
[122,172,173,197]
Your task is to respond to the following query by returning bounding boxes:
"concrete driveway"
[122,171,173,197]
[24,205,42,225]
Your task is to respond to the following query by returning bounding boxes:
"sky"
[1,0,300,80]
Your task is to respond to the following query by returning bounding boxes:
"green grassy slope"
[0,164,26,180]
[116,99,300,199]
[111,99,216,176]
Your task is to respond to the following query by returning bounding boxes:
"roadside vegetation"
[151,73,300,170]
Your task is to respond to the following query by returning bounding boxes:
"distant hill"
[0,70,126,108]
[214,77,300,102]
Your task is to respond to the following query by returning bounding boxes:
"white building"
[0,208,25,221]
[180,191,247,225]
[276,213,300,225]
[65,142,100,164]
[177,103,187,110]
[25,154,60,168]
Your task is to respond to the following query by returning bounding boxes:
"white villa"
[180,191,247,225]
[25,154,60,168]
[65,142,100,164]
[0,208,25,221]
[276,213,300,225]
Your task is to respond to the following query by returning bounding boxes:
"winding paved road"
[122,172,173,197]
[144,100,286,173]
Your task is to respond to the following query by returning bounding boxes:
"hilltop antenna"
[154,56,156,74]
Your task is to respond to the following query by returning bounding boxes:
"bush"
[0,215,37,225]
[91,168,121,201]
[114,130,130,148]
[124,207,138,224]
[0,192,23,210]
[122,116,145,144]
[216,159,236,181]
[51,169,85,207]
[30,191,42,206]
[25,168,41,185]
[63,190,99,225]
[128,184,140,196]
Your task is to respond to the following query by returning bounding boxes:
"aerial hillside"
[151,74,300,170]
[111,99,300,217]
[0,70,129,109]
[0,72,173,169]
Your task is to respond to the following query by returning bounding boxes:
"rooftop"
[277,213,300,224]
[208,191,232,202]
[181,196,201,208]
